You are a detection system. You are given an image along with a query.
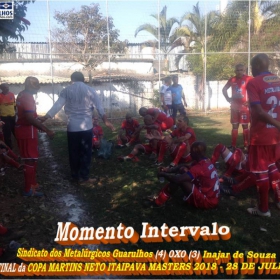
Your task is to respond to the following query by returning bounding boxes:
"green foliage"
[134,6,180,54]
[52,3,126,69]
[149,89,161,108]
[186,53,248,81]
[0,1,33,53]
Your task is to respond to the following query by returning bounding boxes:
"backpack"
[97,139,114,159]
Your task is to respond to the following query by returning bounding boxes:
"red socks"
[172,143,187,165]
[231,129,238,147]
[211,143,226,164]
[24,162,37,192]
[157,141,168,162]
[155,185,171,206]
[232,173,256,193]
[243,128,249,147]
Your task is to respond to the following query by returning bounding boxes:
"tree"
[52,3,126,81]
[169,2,219,106]
[134,6,179,55]
[0,1,32,53]
[210,0,280,52]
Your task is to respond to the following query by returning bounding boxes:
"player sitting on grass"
[145,141,220,208]
[139,107,173,131]
[154,115,196,166]
[92,116,103,150]
[0,140,23,171]
[116,113,140,148]
[118,114,162,162]
[211,143,247,178]
[211,143,256,196]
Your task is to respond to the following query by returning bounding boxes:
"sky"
[19,0,222,43]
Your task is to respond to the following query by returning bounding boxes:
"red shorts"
[17,138,38,159]
[230,108,249,124]
[158,117,174,131]
[184,185,219,209]
[248,144,280,181]
[139,142,160,154]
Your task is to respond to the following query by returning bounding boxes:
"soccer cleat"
[116,144,124,149]
[221,176,237,186]
[169,162,176,168]
[154,160,163,166]
[117,155,132,162]
[23,189,44,197]
[143,199,164,208]
[220,184,236,196]
[247,207,271,217]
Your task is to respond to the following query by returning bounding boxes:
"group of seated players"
[91,107,279,210]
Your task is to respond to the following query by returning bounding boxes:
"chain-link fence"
[2,0,280,116]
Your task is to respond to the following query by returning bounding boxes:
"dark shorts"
[172,103,186,118]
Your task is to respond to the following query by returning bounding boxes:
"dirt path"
[0,133,92,251]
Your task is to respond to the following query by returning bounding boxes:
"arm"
[172,133,191,144]
[181,90,187,107]
[251,103,280,130]
[222,82,232,103]
[101,114,115,131]
[25,113,55,139]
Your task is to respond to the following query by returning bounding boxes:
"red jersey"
[15,91,38,139]
[92,125,103,140]
[227,75,253,110]
[171,127,196,146]
[147,108,167,122]
[247,73,280,145]
[121,119,140,136]
[187,159,220,199]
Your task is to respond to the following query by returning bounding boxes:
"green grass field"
[49,112,280,279]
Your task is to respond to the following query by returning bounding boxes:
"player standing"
[222,64,253,151]
[246,53,280,217]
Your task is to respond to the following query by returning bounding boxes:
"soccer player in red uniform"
[92,117,103,150]
[211,143,256,196]
[15,77,55,197]
[139,107,173,131]
[246,54,280,217]
[118,114,162,162]
[145,142,219,209]
[116,113,140,148]
[155,115,196,166]
[223,64,253,151]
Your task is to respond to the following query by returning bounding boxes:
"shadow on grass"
[49,114,280,279]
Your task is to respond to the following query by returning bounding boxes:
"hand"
[46,129,55,139]
[179,166,189,173]
[37,116,48,123]
[243,101,248,107]
[105,121,115,131]
[145,133,153,140]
